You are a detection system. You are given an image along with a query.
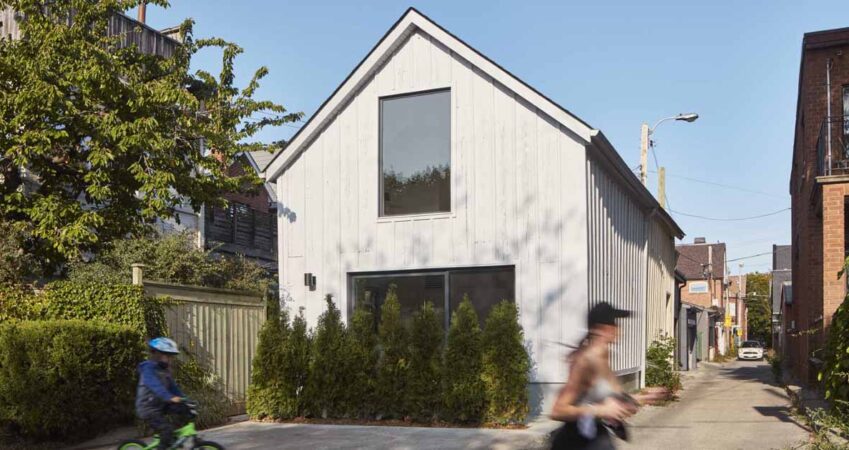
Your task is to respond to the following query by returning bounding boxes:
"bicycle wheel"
[116,439,148,450]
[193,439,224,450]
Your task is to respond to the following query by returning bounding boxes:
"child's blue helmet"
[148,337,179,355]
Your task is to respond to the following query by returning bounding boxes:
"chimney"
[694,237,706,244]
[138,2,146,24]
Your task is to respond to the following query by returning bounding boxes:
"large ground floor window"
[349,265,515,329]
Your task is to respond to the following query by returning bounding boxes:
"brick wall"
[224,158,273,213]
[789,28,849,384]
[680,279,724,309]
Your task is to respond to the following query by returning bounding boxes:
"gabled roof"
[263,7,684,239]
[675,242,726,280]
[263,7,595,181]
[240,152,277,202]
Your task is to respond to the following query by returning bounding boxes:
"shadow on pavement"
[717,362,777,386]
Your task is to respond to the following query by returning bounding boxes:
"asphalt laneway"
[620,359,810,450]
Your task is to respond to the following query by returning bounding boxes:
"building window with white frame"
[689,281,709,294]
[379,89,451,216]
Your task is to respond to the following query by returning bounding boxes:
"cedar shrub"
[306,296,353,418]
[348,305,379,418]
[443,294,486,423]
[481,300,530,424]
[376,286,410,419]
[406,301,444,422]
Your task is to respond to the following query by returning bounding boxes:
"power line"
[648,170,785,199]
[649,145,660,172]
[668,207,790,222]
[727,251,774,263]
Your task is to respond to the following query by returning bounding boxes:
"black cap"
[588,302,631,327]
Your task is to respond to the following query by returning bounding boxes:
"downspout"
[641,207,659,389]
[827,58,833,176]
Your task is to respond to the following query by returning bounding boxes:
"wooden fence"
[142,279,266,414]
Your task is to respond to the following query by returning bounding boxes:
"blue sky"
[142,1,846,275]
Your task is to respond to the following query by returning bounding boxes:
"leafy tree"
[305,296,352,418]
[481,300,530,424]
[443,294,485,423]
[348,305,379,418]
[376,286,409,419]
[745,272,772,347]
[0,0,301,265]
[0,220,38,284]
[406,301,443,422]
[66,232,271,293]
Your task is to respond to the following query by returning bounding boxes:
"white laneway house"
[263,8,683,410]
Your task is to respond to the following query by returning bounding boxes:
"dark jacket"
[135,360,184,418]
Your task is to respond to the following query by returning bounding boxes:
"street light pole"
[638,113,699,194]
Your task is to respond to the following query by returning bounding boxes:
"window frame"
[688,281,709,294]
[378,87,452,219]
[347,265,515,330]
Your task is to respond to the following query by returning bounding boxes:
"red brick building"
[788,27,849,384]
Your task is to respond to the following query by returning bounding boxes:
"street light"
[639,113,700,202]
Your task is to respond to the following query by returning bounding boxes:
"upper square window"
[380,89,450,216]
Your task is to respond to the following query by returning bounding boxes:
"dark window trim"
[378,87,452,217]
[347,264,515,329]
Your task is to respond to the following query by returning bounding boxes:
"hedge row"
[0,320,144,441]
[247,291,530,425]
[0,281,167,338]
[0,282,230,440]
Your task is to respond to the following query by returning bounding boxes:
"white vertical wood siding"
[586,158,647,374]
[646,219,676,344]
[276,29,589,383]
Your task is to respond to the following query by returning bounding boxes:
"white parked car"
[738,340,764,360]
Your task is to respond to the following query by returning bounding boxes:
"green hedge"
[246,294,530,425]
[0,320,144,442]
[0,281,167,338]
[820,295,849,413]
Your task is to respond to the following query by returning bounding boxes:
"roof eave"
[264,7,596,181]
[588,131,685,239]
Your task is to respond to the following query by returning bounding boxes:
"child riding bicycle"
[136,337,190,450]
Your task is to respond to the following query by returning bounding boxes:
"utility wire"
[727,251,774,263]
[648,170,785,199]
[650,145,660,172]
[668,207,790,222]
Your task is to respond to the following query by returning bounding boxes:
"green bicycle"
[117,401,223,450]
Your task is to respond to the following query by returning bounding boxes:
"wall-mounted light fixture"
[304,273,317,291]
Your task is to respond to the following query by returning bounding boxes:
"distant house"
[676,238,728,359]
[160,151,279,270]
[203,152,278,270]
[264,8,683,406]
[726,271,747,344]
